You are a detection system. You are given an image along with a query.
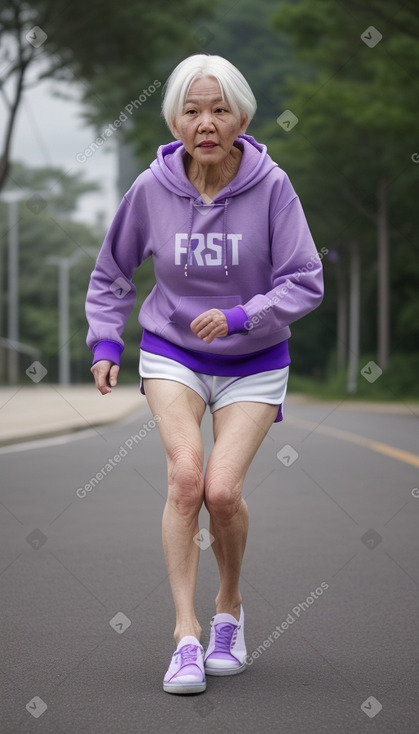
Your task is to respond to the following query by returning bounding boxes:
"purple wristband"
[221,305,249,335]
[92,340,123,366]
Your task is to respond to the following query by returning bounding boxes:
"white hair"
[162,54,257,135]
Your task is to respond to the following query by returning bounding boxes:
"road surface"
[1,397,418,733]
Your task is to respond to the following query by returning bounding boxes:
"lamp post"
[47,249,97,385]
[346,242,360,394]
[0,189,33,384]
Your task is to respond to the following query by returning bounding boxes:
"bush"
[288,352,419,401]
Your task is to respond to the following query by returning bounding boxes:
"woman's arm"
[220,180,324,338]
[85,192,148,367]
[242,194,324,336]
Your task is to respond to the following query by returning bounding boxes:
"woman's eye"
[185,109,196,115]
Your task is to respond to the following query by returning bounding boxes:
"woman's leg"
[143,378,206,645]
[204,402,278,620]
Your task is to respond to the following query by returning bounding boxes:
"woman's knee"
[204,467,243,522]
[167,449,204,517]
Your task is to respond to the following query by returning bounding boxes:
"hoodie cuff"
[221,305,249,335]
[92,340,124,366]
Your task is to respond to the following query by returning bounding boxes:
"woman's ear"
[171,119,181,140]
[239,113,249,134]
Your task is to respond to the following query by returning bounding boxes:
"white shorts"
[139,350,289,422]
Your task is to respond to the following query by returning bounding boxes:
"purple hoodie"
[86,134,324,367]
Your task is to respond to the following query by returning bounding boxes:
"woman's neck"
[185,146,242,200]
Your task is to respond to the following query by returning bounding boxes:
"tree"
[0,161,98,381]
[0,0,219,191]
[186,0,303,128]
[269,0,419,372]
[0,160,158,384]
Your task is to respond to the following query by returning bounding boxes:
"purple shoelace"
[213,622,237,652]
[178,644,199,665]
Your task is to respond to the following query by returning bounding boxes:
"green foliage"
[0,0,221,182]
[8,161,100,216]
[267,0,419,390]
[39,0,222,165]
[188,0,302,128]
[0,163,98,381]
[0,161,159,384]
[289,353,419,401]
[2,0,418,394]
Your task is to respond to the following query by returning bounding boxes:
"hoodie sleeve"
[231,183,324,337]
[85,193,147,364]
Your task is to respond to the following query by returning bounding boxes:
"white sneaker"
[163,636,206,694]
[204,605,247,676]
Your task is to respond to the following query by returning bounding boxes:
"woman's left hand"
[190,309,228,343]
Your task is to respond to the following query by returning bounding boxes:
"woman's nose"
[197,113,215,131]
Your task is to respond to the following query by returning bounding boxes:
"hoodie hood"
[150,134,278,200]
[149,135,278,277]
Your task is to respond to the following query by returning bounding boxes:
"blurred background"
[1,0,418,399]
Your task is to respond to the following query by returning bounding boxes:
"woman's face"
[171,76,248,168]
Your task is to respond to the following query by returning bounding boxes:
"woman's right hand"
[90,360,120,395]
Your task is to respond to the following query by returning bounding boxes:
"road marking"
[0,428,98,454]
[287,417,419,469]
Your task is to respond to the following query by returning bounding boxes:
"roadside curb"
[1,385,417,448]
[0,385,146,448]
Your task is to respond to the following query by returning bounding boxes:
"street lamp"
[346,242,360,394]
[0,189,34,384]
[47,248,97,385]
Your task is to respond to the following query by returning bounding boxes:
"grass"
[288,354,419,405]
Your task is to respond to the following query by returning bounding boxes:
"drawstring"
[223,199,229,277]
[185,199,194,277]
[185,196,230,277]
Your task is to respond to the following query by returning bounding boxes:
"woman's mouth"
[198,141,218,148]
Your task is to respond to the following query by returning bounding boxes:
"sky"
[1,74,120,228]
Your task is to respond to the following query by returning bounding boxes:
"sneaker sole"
[163,681,206,694]
[205,662,247,677]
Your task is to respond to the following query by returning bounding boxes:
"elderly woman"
[86,54,323,694]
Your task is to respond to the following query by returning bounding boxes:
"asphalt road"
[1,397,419,734]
